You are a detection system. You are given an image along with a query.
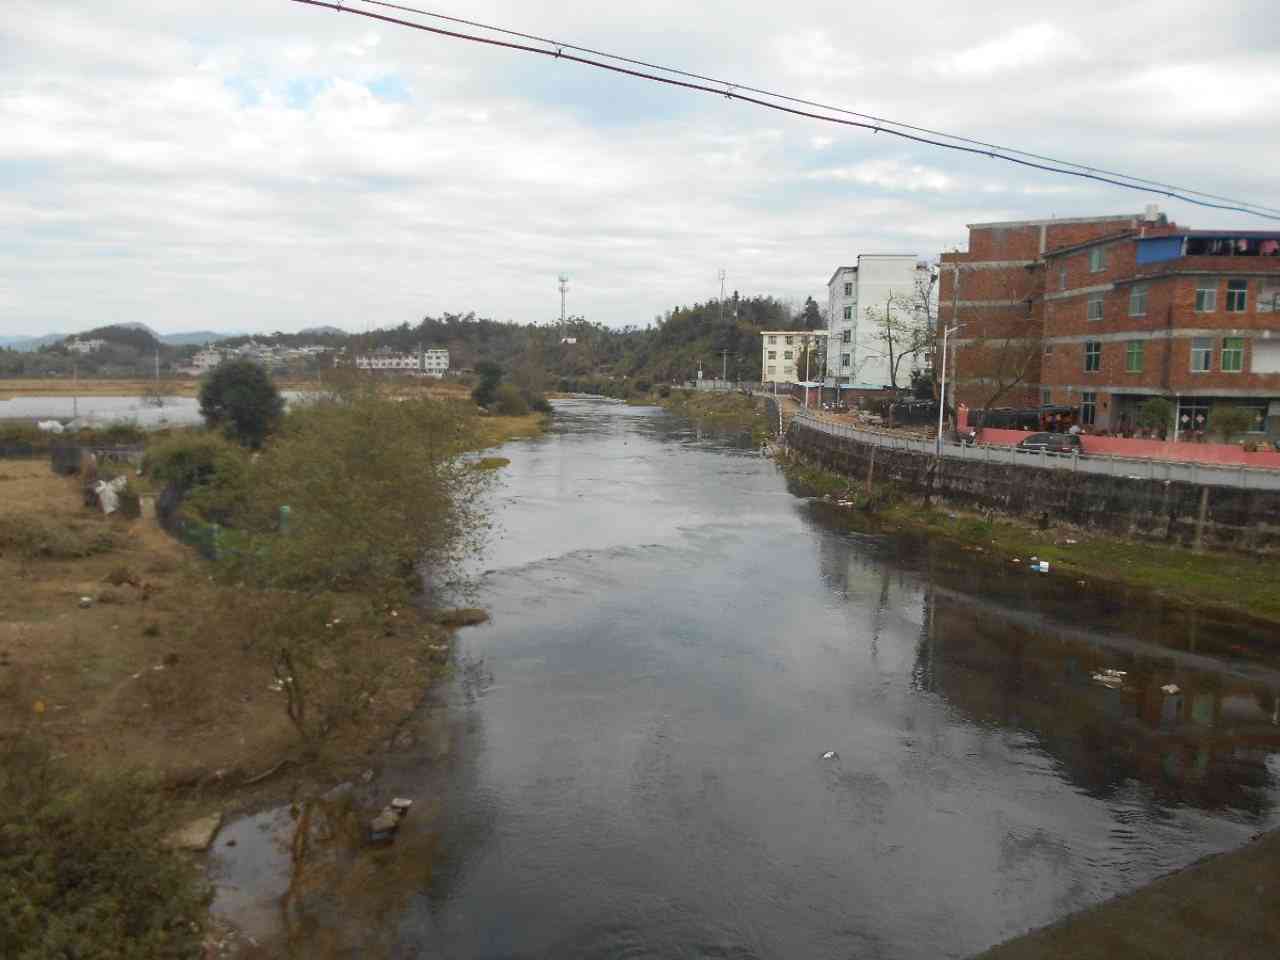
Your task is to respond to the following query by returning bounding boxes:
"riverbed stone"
[166,812,223,851]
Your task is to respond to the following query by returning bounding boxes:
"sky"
[2,0,1278,337]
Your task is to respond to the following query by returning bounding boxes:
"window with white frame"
[841,353,851,368]
[841,329,851,343]
[1042,388,1052,405]
[1088,247,1105,273]
[842,306,852,320]
[784,350,793,360]
[768,336,777,344]
[767,351,777,360]
[767,365,776,375]
[785,336,794,345]
[1259,280,1280,313]
[1195,279,1217,312]
[843,282,853,296]
[1084,340,1101,372]
[1226,279,1248,312]
[1087,293,1104,321]
[1190,337,1212,372]
[1128,283,1148,317]
[1080,391,1097,425]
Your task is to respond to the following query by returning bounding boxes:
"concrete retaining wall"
[788,419,1280,554]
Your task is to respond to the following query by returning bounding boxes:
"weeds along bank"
[0,382,535,958]
[657,389,773,444]
[776,437,1280,627]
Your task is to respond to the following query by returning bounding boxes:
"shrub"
[492,383,529,416]
[0,516,115,560]
[144,432,250,525]
[1208,405,1257,441]
[1136,397,1174,436]
[198,358,283,448]
[0,738,210,959]
[658,385,671,399]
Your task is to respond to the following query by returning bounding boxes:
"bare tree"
[945,262,1042,412]
[865,277,935,392]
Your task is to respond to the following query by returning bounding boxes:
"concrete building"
[941,207,1280,438]
[760,330,828,385]
[826,255,932,389]
[355,347,450,377]
[66,338,106,354]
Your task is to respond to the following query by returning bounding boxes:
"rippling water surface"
[214,398,1280,958]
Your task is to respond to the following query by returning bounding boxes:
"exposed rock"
[165,812,223,852]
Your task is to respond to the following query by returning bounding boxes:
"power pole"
[721,348,728,383]
[718,268,726,327]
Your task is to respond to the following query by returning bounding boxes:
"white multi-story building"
[760,330,829,385]
[66,338,106,354]
[826,255,932,389]
[355,347,450,378]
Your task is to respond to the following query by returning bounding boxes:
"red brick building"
[940,209,1280,440]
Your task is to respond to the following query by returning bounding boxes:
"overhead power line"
[288,0,1280,222]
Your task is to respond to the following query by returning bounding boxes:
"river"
[211,398,1280,958]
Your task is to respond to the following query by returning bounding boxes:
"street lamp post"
[935,324,962,457]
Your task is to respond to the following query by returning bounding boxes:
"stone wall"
[787,420,1280,554]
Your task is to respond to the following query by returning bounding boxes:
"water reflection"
[213,399,1280,959]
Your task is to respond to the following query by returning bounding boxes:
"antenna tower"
[558,274,570,342]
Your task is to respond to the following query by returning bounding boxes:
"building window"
[842,306,852,320]
[841,353,851,368]
[785,336,794,345]
[843,282,853,296]
[1043,342,1054,355]
[1042,388,1052,405]
[1089,247,1105,273]
[1059,269,1067,291]
[1221,336,1245,372]
[784,350,793,360]
[1190,337,1212,372]
[1259,280,1280,313]
[1126,340,1144,372]
[1128,283,1148,317]
[1080,391,1097,426]
[1084,340,1101,372]
[767,365,776,375]
[767,350,777,360]
[841,329,851,343]
[1087,293,1104,321]
[1195,280,1217,312]
[1226,279,1248,312]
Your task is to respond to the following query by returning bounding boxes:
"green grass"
[882,501,1280,624]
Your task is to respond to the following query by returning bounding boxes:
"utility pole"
[558,274,569,342]
[718,269,726,327]
[721,349,728,383]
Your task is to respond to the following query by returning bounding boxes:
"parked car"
[1016,432,1083,455]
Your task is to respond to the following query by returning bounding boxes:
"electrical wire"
[289,0,1280,222]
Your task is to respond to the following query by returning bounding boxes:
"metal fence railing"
[790,409,1280,492]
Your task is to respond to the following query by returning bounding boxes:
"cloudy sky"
[3,0,1277,336]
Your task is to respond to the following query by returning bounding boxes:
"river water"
[212,398,1280,958]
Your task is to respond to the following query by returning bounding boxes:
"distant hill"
[298,326,347,337]
[0,334,63,352]
[160,331,234,345]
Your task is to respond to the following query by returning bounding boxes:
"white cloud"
[809,159,953,192]
[0,1,1276,337]
[931,23,1083,77]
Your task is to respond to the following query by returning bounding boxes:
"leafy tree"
[1209,405,1257,441]
[471,361,502,407]
[1136,397,1174,437]
[198,358,283,448]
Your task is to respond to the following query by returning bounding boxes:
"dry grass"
[0,459,453,807]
